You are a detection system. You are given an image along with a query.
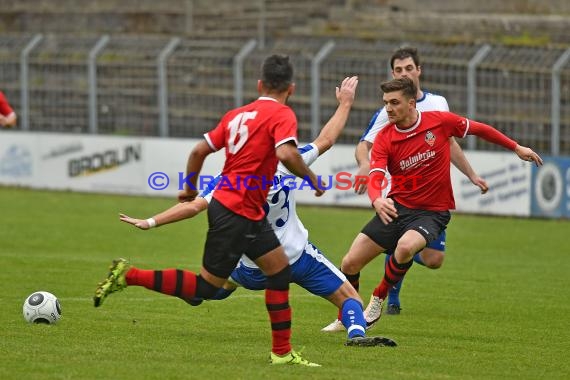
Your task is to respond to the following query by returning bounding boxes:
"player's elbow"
[275,142,298,163]
[314,135,335,154]
[190,141,213,160]
[185,199,208,217]
[355,141,372,163]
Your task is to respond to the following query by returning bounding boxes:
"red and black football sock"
[373,255,413,299]
[265,265,292,355]
[126,267,197,301]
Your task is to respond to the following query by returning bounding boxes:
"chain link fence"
[1,34,569,155]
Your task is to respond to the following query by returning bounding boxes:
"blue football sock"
[388,277,402,306]
[340,298,366,338]
[413,252,426,266]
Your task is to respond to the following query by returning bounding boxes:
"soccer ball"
[23,291,62,324]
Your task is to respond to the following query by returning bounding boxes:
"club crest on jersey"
[425,131,436,146]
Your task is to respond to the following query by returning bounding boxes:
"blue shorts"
[229,242,346,297]
[427,230,446,251]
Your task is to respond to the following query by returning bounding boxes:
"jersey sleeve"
[198,173,222,203]
[276,143,319,175]
[369,131,389,176]
[435,95,449,112]
[298,143,319,166]
[204,116,228,152]
[439,111,469,138]
[0,92,14,116]
[467,120,517,150]
[368,133,389,202]
[361,107,389,143]
[272,107,298,147]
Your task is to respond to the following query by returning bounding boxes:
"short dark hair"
[390,46,420,70]
[380,77,417,100]
[261,54,294,93]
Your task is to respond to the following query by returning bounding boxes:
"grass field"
[1,187,569,379]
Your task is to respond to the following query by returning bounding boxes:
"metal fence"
[1,33,569,156]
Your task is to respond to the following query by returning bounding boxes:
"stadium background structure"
[0,0,569,156]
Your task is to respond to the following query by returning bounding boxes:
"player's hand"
[372,197,398,224]
[336,76,358,105]
[470,176,489,194]
[514,145,543,167]
[0,116,12,128]
[178,188,198,203]
[313,178,326,197]
[353,165,369,194]
[119,213,150,230]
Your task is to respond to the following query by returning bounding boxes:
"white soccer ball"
[23,291,62,324]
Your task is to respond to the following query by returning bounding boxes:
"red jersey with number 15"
[370,111,470,211]
[204,97,298,221]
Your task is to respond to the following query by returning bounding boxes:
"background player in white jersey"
[119,76,396,347]
[322,47,488,328]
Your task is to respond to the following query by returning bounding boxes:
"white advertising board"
[0,131,538,217]
[451,151,531,216]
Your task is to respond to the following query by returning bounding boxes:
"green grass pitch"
[0,187,568,379]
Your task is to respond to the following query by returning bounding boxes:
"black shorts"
[203,198,281,278]
[361,200,451,252]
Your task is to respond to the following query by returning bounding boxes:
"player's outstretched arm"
[277,142,325,197]
[354,140,372,194]
[467,120,543,167]
[449,137,488,194]
[119,197,209,230]
[312,76,358,155]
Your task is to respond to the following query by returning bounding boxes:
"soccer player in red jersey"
[338,77,542,329]
[323,48,487,331]
[94,55,324,366]
[0,90,17,128]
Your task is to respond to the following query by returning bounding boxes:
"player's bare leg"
[322,233,385,331]
[365,231,425,325]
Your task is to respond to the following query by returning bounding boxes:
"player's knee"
[195,276,221,299]
[394,241,418,262]
[266,265,291,291]
[341,255,361,274]
[421,249,445,269]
